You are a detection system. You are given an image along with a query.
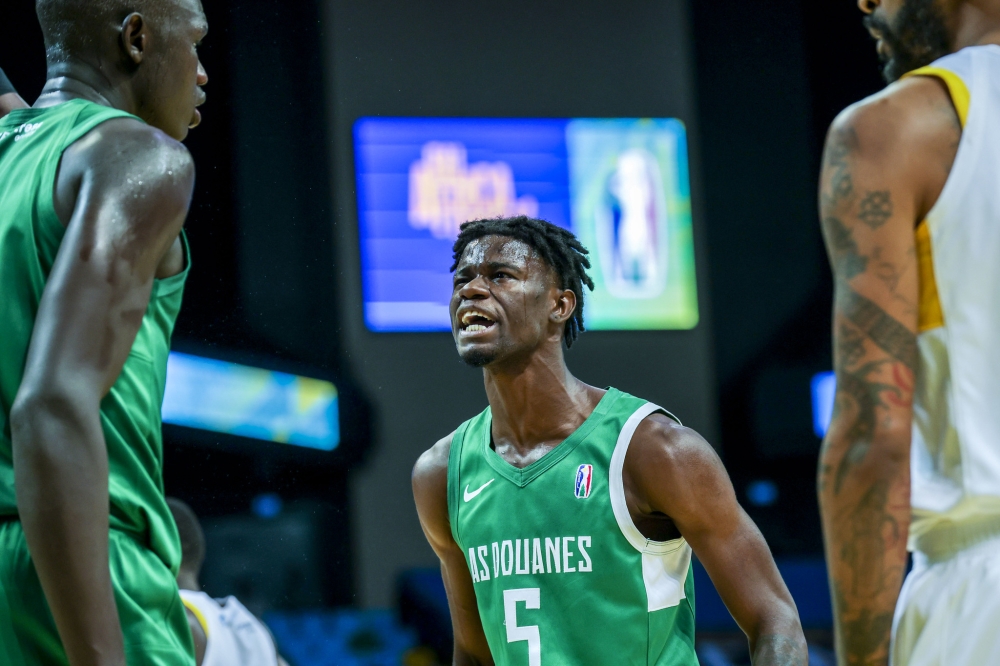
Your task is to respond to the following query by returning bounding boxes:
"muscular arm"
[626,416,807,665]
[0,67,29,117]
[413,435,494,666]
[817,78,959,666]
[0,92,28,116]
[9,119,194,666]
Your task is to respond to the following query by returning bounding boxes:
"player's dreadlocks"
[450,216,595,348]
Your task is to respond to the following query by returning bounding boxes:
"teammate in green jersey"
[413,216,808,665]
[0,1,207,665]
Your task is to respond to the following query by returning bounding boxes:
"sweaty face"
[450,236,563,368]
[138,0,209,140]
[864,0,950,83]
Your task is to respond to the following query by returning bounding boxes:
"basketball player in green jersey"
[413,216,808,665]
[0,1,207,665]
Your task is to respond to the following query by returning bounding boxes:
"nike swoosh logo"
[464,478,495,502]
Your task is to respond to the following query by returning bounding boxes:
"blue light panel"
[811,371,836,438]
[353,117,699,332]
[161,353,340,451]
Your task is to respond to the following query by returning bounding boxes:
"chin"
[459,347,497,368]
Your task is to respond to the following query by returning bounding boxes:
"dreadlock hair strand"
[450,216,595,348]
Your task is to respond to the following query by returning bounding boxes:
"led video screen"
[354,117,699,332]
[162,353,340,451]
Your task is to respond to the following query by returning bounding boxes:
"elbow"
[818,423,911,502]
[749,604,808,662]
[10,385,96,457]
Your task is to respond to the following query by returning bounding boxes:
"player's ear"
[120,13,149,66]
[551,288,577,324]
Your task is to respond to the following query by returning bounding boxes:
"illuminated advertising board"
[161,353,340,451]
[354,117,698,332]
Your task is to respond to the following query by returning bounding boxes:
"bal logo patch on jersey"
[574,464,593,498]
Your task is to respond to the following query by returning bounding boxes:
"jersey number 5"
[504,588,541,666]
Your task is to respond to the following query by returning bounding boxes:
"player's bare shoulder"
[412,431,456,550]
[54,117,195,226]
[623,412,735,526]
[413,431,454,490]
[826,74,960,205]
[628,413,724,481]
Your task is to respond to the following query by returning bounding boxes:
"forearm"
[748,608,809,665]
[819,437,910,666]
[751,632,809,665]
[11,395,125,666]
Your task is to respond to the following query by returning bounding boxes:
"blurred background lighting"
[162,353,340,451]
[746,479,779,507]
[811,371,836,438]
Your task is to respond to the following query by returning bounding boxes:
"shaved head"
[35,0,208,140]
[37,0,168,64]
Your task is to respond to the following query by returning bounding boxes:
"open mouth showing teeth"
[460,310,496,332]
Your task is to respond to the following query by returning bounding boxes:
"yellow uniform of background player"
[819,1,1000,664]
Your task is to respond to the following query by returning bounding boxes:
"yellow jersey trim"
[182,597,211,639]
[903,65,970,128]
[916,220,945,332]
[903,65,966,332]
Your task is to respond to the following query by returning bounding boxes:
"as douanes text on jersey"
[467,536,592,584]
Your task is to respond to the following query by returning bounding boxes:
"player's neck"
[483,344,601,453]
[951,4,1000,51]
[177,570,200,592]
[35,60,134,114]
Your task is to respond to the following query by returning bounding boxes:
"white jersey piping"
[609,401,692,612]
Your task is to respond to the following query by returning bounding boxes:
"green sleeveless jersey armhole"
[447,419,473,547]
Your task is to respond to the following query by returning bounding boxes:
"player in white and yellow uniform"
[167,499,288,666]
[818,1,1000,665]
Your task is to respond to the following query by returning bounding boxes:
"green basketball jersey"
[448,388,699,665]
[0,100,189,574]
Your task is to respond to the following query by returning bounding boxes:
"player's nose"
[197,61,209,87]
[458,275,490,299]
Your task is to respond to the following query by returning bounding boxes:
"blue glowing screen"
[354,117,699,332]
[811,371,836,438]
[162,353,340,451]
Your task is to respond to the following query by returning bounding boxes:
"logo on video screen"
[408,141,538,239]
[596,148,669,299]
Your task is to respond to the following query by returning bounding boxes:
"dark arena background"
[1,1,885,664]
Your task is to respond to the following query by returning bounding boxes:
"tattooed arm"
[818,77,961,666]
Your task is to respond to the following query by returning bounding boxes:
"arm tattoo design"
[820,126,856,210]
[830,358,900,494]
[838,480,902,598]
[833,584,896,664]
[824,216,869,280]
[819,119,914,666]
[858,191,893,229]
[837,288,917,374]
